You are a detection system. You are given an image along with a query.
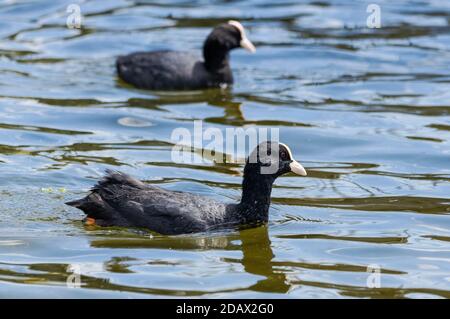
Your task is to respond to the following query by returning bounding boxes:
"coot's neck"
[236,168,275,225]
[202,32,234,73]
[203,47,231,72]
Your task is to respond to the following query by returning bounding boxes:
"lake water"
[0,0,450,298]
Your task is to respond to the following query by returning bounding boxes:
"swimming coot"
[66,142,306,235]
[116,21,256,90]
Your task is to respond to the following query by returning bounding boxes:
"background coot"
[116,20,255,90]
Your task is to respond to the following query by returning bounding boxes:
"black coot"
[116,21,255,90]
[66,142,307,235]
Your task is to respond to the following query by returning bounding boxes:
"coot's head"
[203,21,255,69]
[244,141,307,180]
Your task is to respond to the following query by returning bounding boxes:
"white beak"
[240,38,256,53]
[289,160,307,176]
[228,20,256,53]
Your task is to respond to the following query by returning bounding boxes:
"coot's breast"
[117,51,209,90]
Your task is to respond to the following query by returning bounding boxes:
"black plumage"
[66,142,307,235]
[116,21,255,90]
